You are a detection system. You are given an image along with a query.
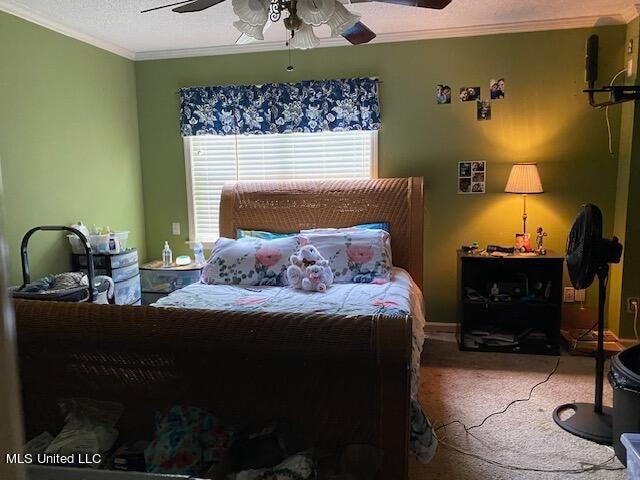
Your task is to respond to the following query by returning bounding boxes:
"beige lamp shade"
[505,163,543,194]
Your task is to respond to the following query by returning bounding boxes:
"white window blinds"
[184,130,377,244]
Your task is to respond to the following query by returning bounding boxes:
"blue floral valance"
[179,77,380,136]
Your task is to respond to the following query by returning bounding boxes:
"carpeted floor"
[409,333,628,480]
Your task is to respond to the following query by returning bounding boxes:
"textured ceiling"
[0,0,635,58]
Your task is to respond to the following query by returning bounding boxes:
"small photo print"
[436,84,451,104]
[459,161,472,177]
[490,78,505,99]
[459,87,480,102]
[472,182,485,193]
[477,100,491,121]
[515,233,532,252]
[472,172,485,183]
[458,178,472,193]
[472,161,485,172]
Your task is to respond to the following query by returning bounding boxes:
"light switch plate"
[574,289,586,302]
[564,287,575,303]
[172,222,180,235]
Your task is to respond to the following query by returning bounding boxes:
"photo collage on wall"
[458,161,486,194]
[436,78,505,121]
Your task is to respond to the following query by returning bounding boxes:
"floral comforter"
[152,267,436,463]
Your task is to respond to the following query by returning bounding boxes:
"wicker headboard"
[219,177,424,289]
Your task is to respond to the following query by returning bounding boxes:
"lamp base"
[552,402,613,445]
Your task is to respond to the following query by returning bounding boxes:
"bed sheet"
[152,267,436,462]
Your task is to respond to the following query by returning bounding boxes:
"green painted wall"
[0,12,146,284]
[612,18,640,339]
[609,18,637,337]
[136,26,626,324]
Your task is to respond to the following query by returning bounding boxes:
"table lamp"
[504,163,543,234]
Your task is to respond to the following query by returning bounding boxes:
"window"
[184,130,378,244]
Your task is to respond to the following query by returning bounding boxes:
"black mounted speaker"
[586,34,599,86]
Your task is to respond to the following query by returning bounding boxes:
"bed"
[14,177,426,479]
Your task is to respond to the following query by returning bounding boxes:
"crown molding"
[136,13,630,61]
[0,0,633,62]
[0,0,135,60]
[622,3,640,22]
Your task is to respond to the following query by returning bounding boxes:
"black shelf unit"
[457,251,564,356]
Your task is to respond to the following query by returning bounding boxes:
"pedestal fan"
[553,204,623,444]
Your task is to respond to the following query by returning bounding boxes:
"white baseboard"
[425,322,458,334]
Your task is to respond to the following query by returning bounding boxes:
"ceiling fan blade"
[172,0,226,13]
[415,0,451,8]
[341,22,376,45]
[349,0,451,7]
[140,0,193,13]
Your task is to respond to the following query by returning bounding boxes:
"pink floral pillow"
[201,236,299,286]
[298,230,393,284]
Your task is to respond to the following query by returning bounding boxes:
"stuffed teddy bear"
[301,264,333,293]
[287,244,334,292]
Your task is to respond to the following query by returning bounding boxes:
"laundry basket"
[10,225,97,302]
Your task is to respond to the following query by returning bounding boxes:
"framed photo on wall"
[458,161,486,194]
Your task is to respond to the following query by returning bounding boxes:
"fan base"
[553,402,613,445]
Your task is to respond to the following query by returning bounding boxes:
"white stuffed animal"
[301,264,334,293]
[287,244,334,292]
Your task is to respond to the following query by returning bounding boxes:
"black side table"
[457,251,564,355]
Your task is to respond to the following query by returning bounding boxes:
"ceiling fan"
[142,0,452,50]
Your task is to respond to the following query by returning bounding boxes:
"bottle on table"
[162,241,172,267]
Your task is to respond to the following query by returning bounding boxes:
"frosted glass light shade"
[297,0,336,26]
[233,19,265,40]
[505,163,544,194]
[290,23,321,49]
[232,0,268,26]
[326,1,360,36]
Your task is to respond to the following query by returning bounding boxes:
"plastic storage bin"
[82,263,139,283]
[68,232,129,254]
[113,275,141,305]
[622,433,640,479]
[140,263,202,294]
[77,249,138,270]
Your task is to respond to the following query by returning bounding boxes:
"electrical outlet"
[564,287,575,303]
[628,59,634,78]
[628,297,640,314]
[575,289,586,302]
[172,222,181,235]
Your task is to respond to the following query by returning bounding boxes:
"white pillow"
[202,236,299,286]
[298,229,393,284]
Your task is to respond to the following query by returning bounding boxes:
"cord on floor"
[433,357,625,474]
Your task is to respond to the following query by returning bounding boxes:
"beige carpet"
[409,333,628,480]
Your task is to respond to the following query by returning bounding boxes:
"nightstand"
[140,261,203,305]
[457,251,564,355]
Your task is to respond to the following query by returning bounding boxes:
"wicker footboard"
[13,300,411,479]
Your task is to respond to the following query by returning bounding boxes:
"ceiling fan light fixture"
[233,19,266,40]
[290,23,321,49]
[326,1,360,36]
[297,0,336,26]
[232,0,268,26]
